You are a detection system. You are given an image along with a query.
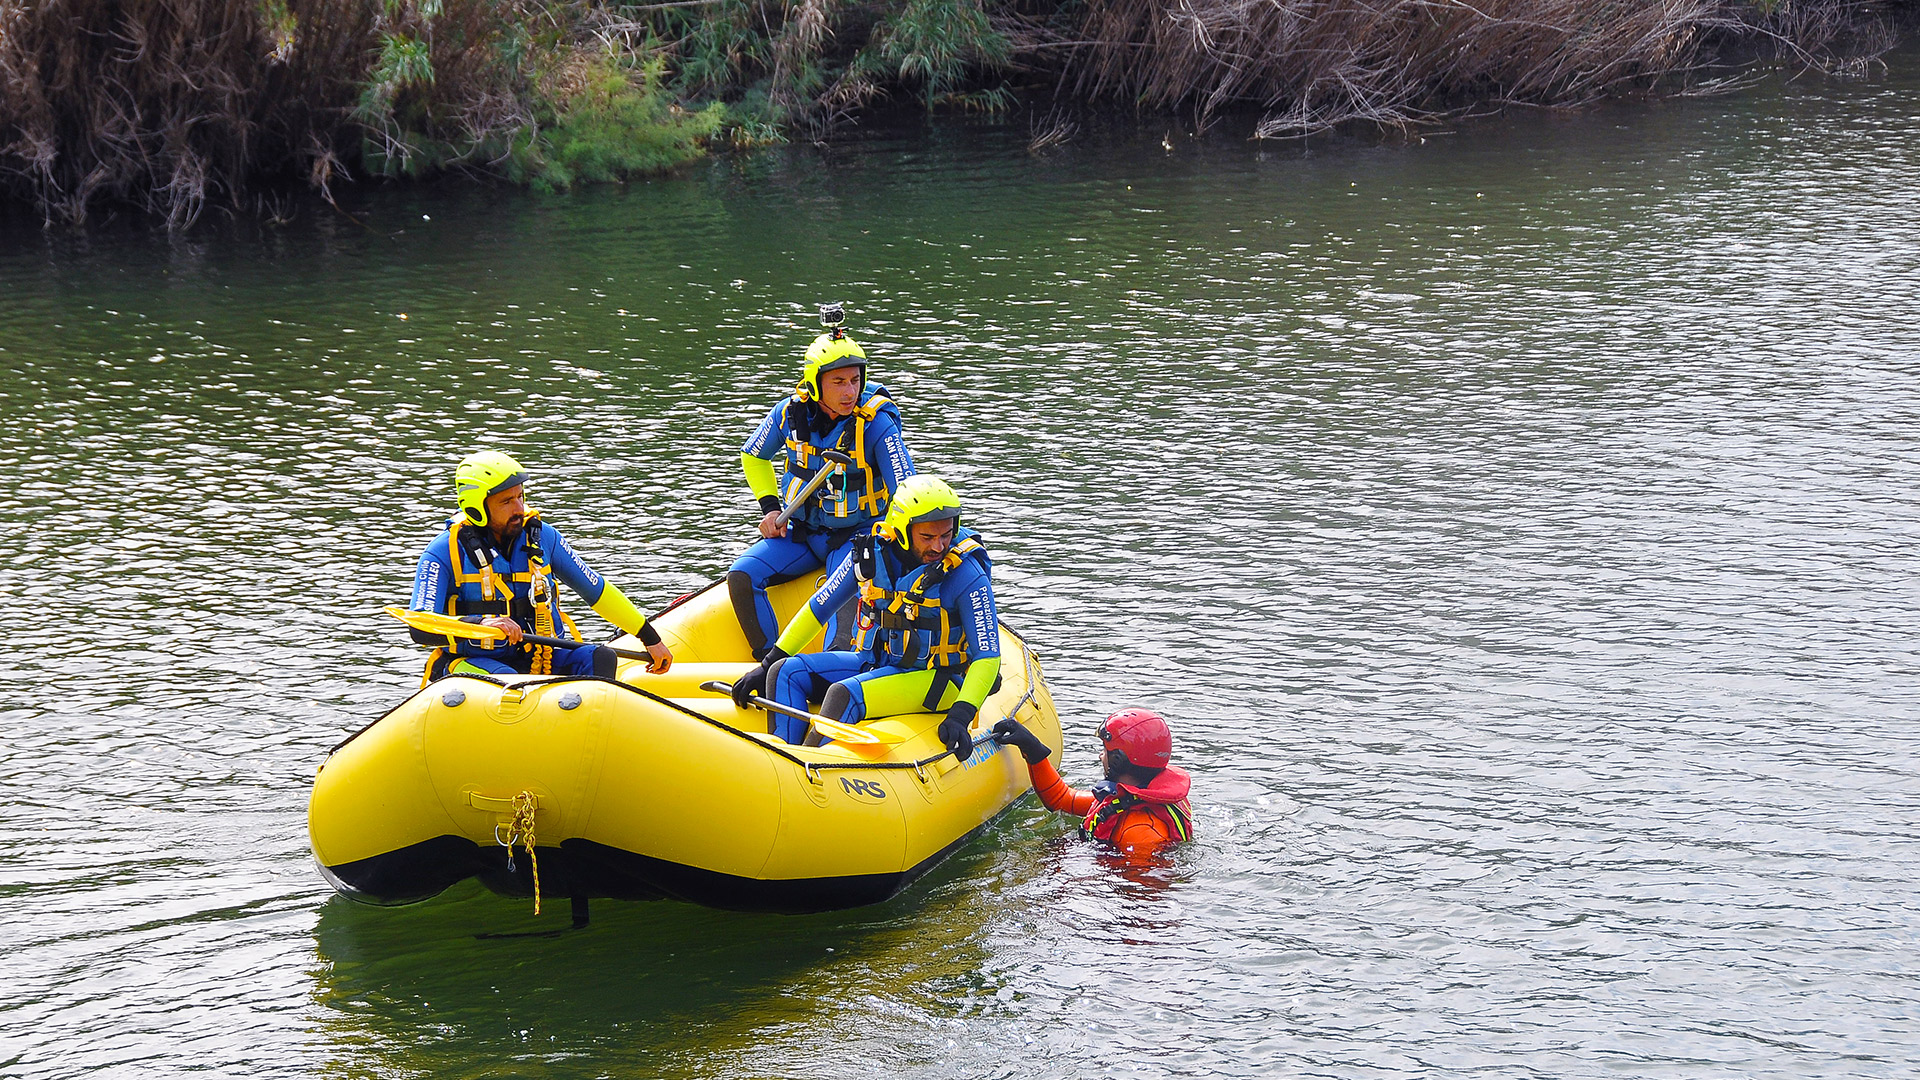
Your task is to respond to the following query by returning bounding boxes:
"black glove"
[1090,780,1118,801]
[938,701,977,760]
[991,718,1050,765]
[730,647,785,708]
[730,665,767,708]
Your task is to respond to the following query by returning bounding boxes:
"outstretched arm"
[933,561,1002,758]
[545,524,670,672]
[1029,758,1096,817]
[993,718,1092,815]
[947,562,1002,711]
[731,546,860,707]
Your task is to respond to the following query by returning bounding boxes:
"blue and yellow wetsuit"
[408,512,660,681]
[763,525,1000,744]
[729,383,915,656]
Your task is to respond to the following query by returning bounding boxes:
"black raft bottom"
[320,816,1002,914]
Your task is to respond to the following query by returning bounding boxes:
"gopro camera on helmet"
[818,301,845,337]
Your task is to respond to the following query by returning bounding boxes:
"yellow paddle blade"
[383,605,505,643]
[810,716,885,745]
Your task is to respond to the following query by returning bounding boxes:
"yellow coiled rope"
[497,791,542,915]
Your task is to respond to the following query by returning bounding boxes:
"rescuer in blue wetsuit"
[727,303,915,660]
[409,451,673,681]
[730,475,998,760]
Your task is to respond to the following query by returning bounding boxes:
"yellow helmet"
[454,451,526,527]
[796,332,867,403]
[880,475,961,550]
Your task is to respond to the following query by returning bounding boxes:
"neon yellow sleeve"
[956,655,1002,709]
[742,454,780,501]
[772,605,825,657]
[589,581,649,636]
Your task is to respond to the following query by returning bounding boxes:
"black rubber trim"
[320,795,1027,914]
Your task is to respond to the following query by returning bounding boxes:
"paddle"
[697,679,897,746]
[385,605,660,662]
[772,449,855,531]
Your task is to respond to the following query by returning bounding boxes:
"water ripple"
[3,54,1920,1080]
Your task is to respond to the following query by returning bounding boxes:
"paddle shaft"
[699,679,833,728]
[388,605,658,661]
[455,626,655,661]
[772,449,855,530]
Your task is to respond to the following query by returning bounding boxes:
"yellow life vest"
[782,389,897,523]
[420,511,581,685]
[853,530,987,669]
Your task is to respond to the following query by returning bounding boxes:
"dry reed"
[1009,0,1901,136]
[0,0,376,227]
[0,0,1903,225]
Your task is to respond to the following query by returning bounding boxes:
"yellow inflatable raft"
[308,576,1061,914]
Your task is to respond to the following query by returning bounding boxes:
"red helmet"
[1099,708,1172,770]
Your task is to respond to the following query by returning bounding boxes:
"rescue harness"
[782,387,897,523]
[851,528,992,708]
[1081,791,1195,844]
[425,511,581,682]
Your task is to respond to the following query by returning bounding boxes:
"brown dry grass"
[0,0,1901,224]
[0,0,375,227]
[1007,0,1896,136]
[0,0,543,226]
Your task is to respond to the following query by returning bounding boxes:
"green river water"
[3,49,1919,1079]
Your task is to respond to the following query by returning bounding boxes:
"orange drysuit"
[1028,759,1193,855]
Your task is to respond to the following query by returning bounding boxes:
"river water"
[4,49,1919,1079]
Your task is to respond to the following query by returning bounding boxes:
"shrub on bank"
[0,0,1906,226]
[517,56,728,193]
[0,0,730,226]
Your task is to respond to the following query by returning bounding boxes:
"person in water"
[992,708,1193,855]
[730,475,996,760]
[728,303,915,660]
[408,450,672,681]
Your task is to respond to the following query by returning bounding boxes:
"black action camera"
[818,302,845,328]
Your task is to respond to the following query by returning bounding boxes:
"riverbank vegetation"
[1,0,1909,226]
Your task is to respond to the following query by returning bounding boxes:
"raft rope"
[495,790,541,915]
[331,621,1045,778]
[614,628,1047,773]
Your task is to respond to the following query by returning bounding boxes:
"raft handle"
[468,790,539,813]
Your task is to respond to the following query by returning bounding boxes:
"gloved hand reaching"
[729,647,787,708]
[938,701,977,760]
[991,718,1050,765]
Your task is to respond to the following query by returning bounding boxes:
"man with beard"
[407,451,673,681]
[730,475,994,760]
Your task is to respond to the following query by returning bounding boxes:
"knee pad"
[592,645,618,680]
[727,570,768,652]
[819,683,863,725]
